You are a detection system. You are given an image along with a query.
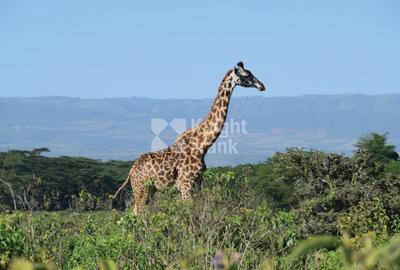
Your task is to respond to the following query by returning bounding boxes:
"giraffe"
[113,62,265,214]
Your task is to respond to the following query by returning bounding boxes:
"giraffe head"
[232,62,265,91]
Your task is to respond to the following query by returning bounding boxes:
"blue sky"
[0,0,399,99]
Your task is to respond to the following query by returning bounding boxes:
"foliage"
[6,234,400,270]
[0,214,26,269]
[245,147,400,237]
[337,198,389,239]
[0,132,399,269]
[0,150,131,211]
[384,160,400,176]
[284,234,400,270]
[0,170,300,269]
[355,132,399,164]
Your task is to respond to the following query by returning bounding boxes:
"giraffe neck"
[194,70,236,153]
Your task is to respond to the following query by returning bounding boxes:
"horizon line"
[1,92,400,100]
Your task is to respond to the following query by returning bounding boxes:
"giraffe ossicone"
[113,62,266,215]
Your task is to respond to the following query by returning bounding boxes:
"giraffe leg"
[193,173,204,192]
[192,162,206,192]
[133,188,148,215]
[132,179,148,215]
[176,173,191,201]
[180,183,192,201]
[177,169,202,201]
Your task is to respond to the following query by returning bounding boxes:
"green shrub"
[0,214,26,268]
[1,143,400,269]
[337,198,389,239]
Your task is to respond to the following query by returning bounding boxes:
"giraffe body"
[114,62,265,214]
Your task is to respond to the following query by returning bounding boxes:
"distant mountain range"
[1,94,399,166]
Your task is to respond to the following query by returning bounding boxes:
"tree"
[355,132,399,164]
[0,151,17,210]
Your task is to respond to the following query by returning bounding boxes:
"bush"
[1,143,400,269]
[0,214,26,268]
[337,198,389,239]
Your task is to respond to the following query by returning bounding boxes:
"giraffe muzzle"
[256,82,266,91]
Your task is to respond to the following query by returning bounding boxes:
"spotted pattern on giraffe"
[113,62,266,214]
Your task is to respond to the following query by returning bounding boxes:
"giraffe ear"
[234,62,245,76]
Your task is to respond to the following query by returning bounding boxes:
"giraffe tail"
[112,173,131,199]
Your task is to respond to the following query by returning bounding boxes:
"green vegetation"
[0,132,399,269]
[0,149,131,211]
[355,132,399,164]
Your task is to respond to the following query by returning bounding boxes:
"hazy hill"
[1,94,399,166]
